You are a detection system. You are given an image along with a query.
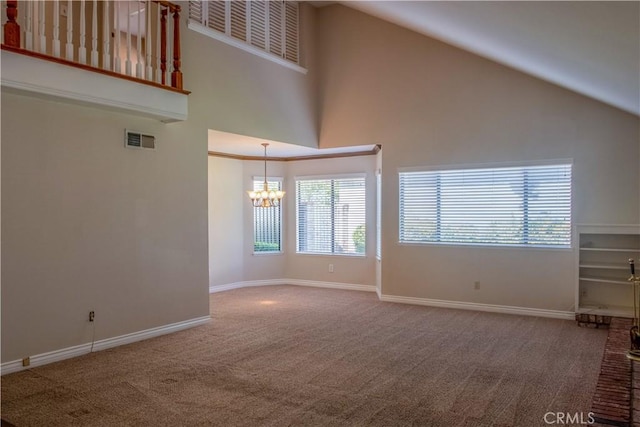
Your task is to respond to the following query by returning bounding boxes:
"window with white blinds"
[399,163,572,247]
[296,177,366,256]
[253,179,282,253]
[188,1,300,67]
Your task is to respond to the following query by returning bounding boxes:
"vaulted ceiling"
[338,1,640,116]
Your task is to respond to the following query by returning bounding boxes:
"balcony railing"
[2,0,184,92]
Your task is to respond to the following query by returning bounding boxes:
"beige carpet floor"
[1,285,607,426]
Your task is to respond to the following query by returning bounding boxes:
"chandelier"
[247,143,285,207]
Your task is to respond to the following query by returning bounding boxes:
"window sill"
[397,241,573,251]
[252,251,284,256]
[296,252,366,258]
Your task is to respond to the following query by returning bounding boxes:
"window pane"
[399,164,572,247]
[297,177,366,255]
[254,179,282,252]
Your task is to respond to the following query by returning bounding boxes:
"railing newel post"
[170,4,182,90]
[160,7,167,86]
[4,0,20,48]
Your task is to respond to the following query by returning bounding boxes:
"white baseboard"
[209,279,286,293]
[209,279,376,294]
[1,316,211,376]
[287,279,376,293]
[380,294,574,320]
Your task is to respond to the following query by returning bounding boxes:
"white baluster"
[25,0,33,51]
[125,1,131,75]
[90,0,97,66]
[146,0,152,80]
[136,0,142,78]
[155,3,161,83]
[38,0,46,54]
[65,0,73,60]
[114,0,120,72]
[53,0,60,57]
[78,0,86,63]
[102,1,110,70]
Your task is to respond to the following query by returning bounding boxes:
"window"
[296,176,366,255]
[399,163,572,247]
[188,1,301,69]
[253,178,282,253]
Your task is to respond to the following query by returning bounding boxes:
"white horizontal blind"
[268,1,283,57]
[399,164,572,247]
[229,1,247,41]
[189,1,204,25]
[254,179,282,253]
[188,0,300,65]
[284,1,299,63]
[297,177,366,255]
[250,0,267,49]
[207,1,226,33]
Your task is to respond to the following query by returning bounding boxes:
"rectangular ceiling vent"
[125,130,156,150]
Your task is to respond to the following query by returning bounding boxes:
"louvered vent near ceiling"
[125,130,156,150]
[188,1,299,66]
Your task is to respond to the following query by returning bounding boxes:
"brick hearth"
[591,317,632,426]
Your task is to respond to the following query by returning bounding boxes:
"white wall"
[208,154,377,287]
[284,156,377,286]
[185,3,318,148]
[208,157,244,287]
[1,2,318,363]
[316,5,640,311]
[1,94,210,361]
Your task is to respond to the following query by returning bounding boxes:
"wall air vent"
[125,130,156,150]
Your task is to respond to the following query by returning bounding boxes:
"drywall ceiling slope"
[340,1,640,116]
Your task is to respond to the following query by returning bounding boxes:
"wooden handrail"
[3,0,185,91]
[152,1,181,13]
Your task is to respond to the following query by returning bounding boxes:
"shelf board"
[579,276,632,285]
[579,263,632,270]
[580,247,640,252]
[577,304,633,318]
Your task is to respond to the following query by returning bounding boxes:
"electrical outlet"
[89,311,95,322]
[474,281,480,290]
[329,264,334,273]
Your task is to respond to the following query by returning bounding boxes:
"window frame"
[398,160,573,250]
[252,176,284,256]
[295,173,367,257]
